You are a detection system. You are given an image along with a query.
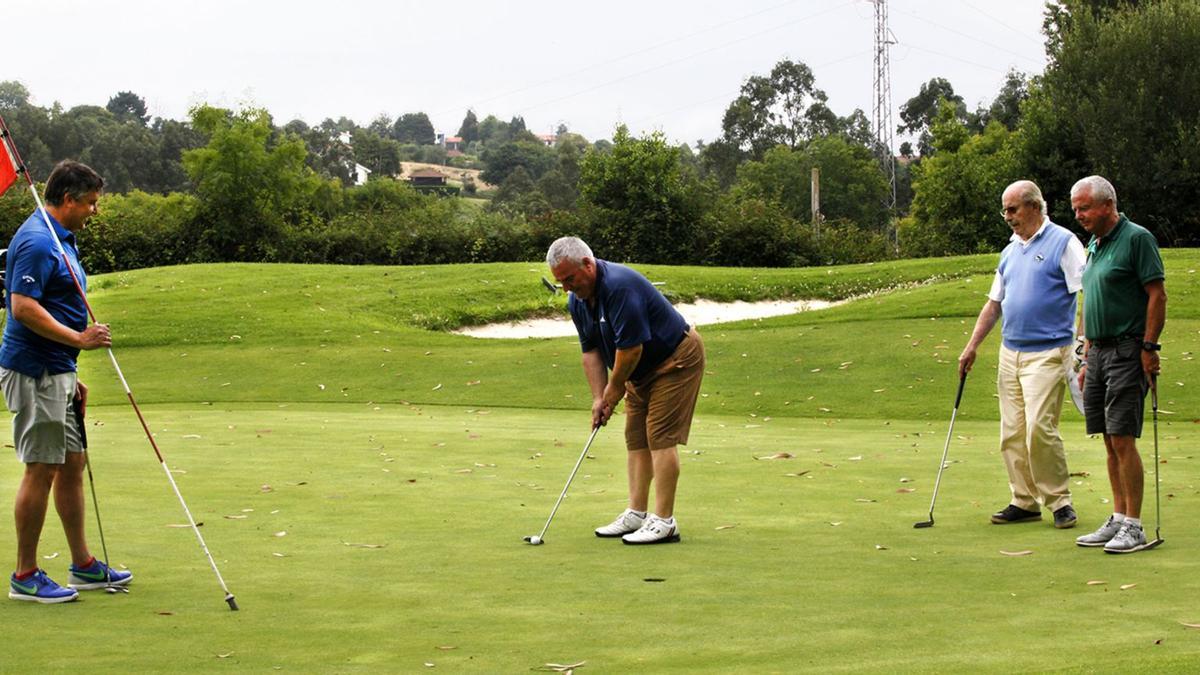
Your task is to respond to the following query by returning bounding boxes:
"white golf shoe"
[621,514,681,545]
[595,509,646,538]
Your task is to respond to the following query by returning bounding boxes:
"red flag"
[0,136,16,197]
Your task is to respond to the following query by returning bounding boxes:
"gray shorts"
[1083,338,1149,437]
[0,367,82,464]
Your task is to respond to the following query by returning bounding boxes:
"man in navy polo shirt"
[2,160,131,603]
[547,237,705,545]
[958,180,1085,530]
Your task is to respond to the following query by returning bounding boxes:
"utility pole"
[811,166,822,241]
[871,0,898,251]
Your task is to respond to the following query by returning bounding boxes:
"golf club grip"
[72,398,88,449]
[953,372,967,409]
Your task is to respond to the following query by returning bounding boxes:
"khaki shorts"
[624,328,705,451]
[0,368,82,464]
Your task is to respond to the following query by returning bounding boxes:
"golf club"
[73,398,127,594]
[1144,373,1165,550]
[541,276,560,295]
[0,117,237,611]
[524,425,601,545]
[915,371,967,528]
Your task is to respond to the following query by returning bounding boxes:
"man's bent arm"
[9,293,109,350]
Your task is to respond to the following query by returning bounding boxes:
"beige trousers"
[996,345,1072,512]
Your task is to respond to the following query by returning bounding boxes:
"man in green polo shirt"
[1071,175,1166,554]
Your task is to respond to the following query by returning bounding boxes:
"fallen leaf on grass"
[455,468,473,474]
[755,452,794,460]
[42,552,59,559]
[875,544,889,550]
[1069,471,1091,477]
[432,384,443,391]
[829,522,842,526]
[855,498,876,503]
[436,646,456,651]
[167,523,203,528]
[714,524,737,531]
[272,553,288,558]
[216,653,233,659]
[1087,580,1107,586]
[182,434,202,439]
[896,488,915,493]
[261,484,273,493]
[1180,622,1200,629]
[783,471,811,477]
[1120,584,1138,591]
[273,531,287,537]
[848,455,863,461]
[157,611,174,616]
[341,541,385,549]
[899,477,912,483]
[224,515,248,520]
[999,550,1033,556]
[537,661,586,672]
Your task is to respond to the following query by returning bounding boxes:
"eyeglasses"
[1000,204,1023,217]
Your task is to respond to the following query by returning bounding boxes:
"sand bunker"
[454,298,844,339]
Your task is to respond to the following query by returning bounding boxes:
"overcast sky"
[9,0,1049,147]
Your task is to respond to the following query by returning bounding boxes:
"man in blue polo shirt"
[547,237,705,545]
[1072,175,1166,554]
[1,160,131,603]
[958,180,1085,530]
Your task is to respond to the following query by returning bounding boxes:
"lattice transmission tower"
[871,0,897,221]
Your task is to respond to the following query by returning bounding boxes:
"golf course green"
[1,252,1197,672]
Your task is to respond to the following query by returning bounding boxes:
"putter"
[915,371,967,528]
[524,426,601,545]
[73,398,127,594]
[541,276,560,295]
[1144,374,1165,550]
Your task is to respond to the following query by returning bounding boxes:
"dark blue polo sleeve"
[7,233,57,301]
[608,287,651,349]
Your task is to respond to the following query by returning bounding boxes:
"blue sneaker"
[9,569,79,604]
[68,558,133,590]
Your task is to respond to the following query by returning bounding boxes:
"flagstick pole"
[0,116,238,611]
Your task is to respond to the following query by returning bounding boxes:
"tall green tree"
[106,91,150,125]
[897,77,967,157]
[393,112,435,144]
[457,110,479,144]
[719,59,838,160]
[479,140,555,186]
[183,106,335,260]
[577,126,712,264]
[1029,0,1200,240]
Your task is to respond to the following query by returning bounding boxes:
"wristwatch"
[1142,340,1161,352]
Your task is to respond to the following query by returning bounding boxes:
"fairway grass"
[1,404,1197,672]
[1,253,1198,672]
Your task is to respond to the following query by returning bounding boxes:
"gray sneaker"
[595,509,646,538]
[1104,521,1148,554]
[1076,515,1123,547]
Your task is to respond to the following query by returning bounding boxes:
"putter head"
[913,519,934,529]
[1144,538,1165,551]
[226,593,240,611]
[540,277,559,295]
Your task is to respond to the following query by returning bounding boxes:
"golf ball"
[529,536,542,545]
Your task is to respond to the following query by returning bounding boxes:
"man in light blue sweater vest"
[958,180,1086,530]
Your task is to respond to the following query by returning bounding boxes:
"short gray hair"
[546,236,593,268]
[1007,179,1046,216]
[1071,175,1118,209]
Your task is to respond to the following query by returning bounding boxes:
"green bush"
[703,196,811,267]
[79,191,199,272]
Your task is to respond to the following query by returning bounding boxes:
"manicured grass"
[0,252,1197,671]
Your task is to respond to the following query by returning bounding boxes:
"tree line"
[0,0,1195,272]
